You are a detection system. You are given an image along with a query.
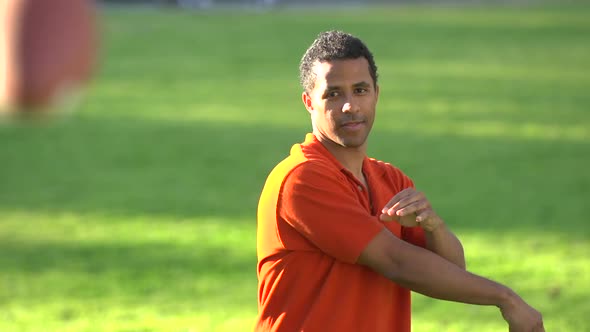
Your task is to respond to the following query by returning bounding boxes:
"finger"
[387,192,426,216]
[383,191,420,215]
[381,188,415,212]
[390,193,422,213]
[397,214,419,227]
[395,198,431,217]
[415,209,434,222]
[379,213,398,222]
[416,210,444,231]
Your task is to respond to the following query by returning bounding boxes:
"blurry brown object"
[0,0,98,114]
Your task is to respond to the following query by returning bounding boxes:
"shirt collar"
[301,133,375,176]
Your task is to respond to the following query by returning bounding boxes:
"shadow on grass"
[0,113,587,236]
[369,130,589,236]
[0,238,254,301]
[0,237,257,329]
[0,114,303,221]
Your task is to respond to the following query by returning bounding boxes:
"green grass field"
[1,3,589,331]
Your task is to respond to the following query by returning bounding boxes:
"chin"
[338,137,367,149]
[342,142,365,149]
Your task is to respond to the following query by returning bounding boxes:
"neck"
[317,135,366,180]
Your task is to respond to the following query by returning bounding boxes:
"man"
[256,30,544,332]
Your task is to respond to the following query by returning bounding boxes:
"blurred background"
[1,0,589,331]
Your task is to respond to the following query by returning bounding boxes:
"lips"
[340,121,365,129]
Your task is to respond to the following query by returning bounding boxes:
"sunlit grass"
[0,211,257,331]
[1,210,588,331]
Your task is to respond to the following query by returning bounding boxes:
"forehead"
[311,57,372,89]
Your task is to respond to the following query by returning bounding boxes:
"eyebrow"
[325,81,371,91]
[353,81,371,88]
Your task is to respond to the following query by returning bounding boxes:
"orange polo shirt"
[256,133,426,332]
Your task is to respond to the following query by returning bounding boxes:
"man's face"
[303,57,379,150]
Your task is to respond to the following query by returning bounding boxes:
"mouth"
[340,121,365,130]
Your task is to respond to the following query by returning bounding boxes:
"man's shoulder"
[365,157,414,189]
[267,149,340,184]
[366,157,406,177]
[259,147,343,208]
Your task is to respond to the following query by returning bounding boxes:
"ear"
[302,91,314,114]
[375,84,380,101]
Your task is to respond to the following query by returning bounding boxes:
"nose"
[341,99,360,113]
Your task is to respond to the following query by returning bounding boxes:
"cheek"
[312,110,335,127]
[365,101,377,117]
[324,110,340,126]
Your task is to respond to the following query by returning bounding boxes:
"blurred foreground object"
[0,0,98,116]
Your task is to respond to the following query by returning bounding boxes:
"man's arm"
[357,228,544,332]
[381,188,466,268]
[424,221,466,269]
[372,188,544,332]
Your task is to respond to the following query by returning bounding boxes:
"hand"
[379,188,443,232]
[500,292,545,332]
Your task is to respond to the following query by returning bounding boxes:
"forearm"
[425,221,466,269]
[361,230,514,308]
[390,237,511,307]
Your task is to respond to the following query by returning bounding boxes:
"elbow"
[458,259,466,270]
[457,247,466,270]
[445,242,466,270]
[452,248,466,270]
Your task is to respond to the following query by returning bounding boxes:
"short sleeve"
[279,162,384,264]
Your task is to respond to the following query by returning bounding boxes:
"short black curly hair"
[299,30,378,93]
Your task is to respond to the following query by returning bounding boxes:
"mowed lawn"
[1,4,589,331]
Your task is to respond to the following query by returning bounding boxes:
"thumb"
[379,213,398,222]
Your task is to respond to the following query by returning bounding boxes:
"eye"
[325,90,340,99]
[354,87,368,94]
